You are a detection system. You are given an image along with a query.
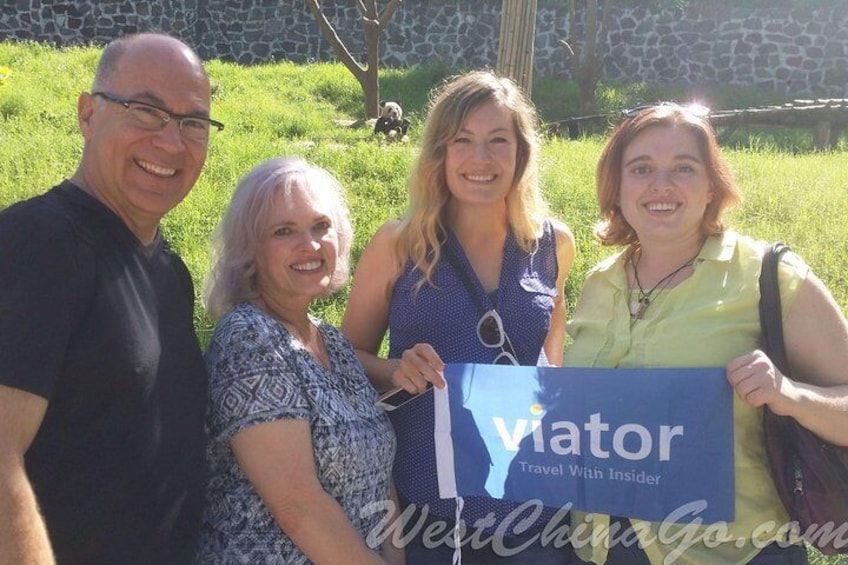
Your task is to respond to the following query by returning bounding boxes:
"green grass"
[3,41,848,335]
[2,41,847,562]
[3,39,848,345]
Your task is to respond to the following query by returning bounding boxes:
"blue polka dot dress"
[387,222,560,537]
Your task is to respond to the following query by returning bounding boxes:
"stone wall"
[596,4,848,96]
[2,1,847,96]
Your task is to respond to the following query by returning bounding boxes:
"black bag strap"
[758,242,806,507]
[758,242,792,375]
[441,242,491,318]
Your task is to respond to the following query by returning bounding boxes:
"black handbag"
[759,242,848,555]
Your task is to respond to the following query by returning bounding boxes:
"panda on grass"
[373,100,411,142]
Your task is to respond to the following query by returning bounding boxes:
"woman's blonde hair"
[595,103,741,247]
[394,70,548,288]
[203,156,353,320]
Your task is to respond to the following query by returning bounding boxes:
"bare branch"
[585,0,597,65]
[559,36,578,71]
[358,0,380,30]
[594,0,613,75]
[561,0,613,114]
[305,0,366,80]
[600,0,613,35]
[558,38,575,58]
[360,16,380,28]
[379,0,403,28]
[306,0,401,118]
[568,0,576,42]
[567,0,579,69]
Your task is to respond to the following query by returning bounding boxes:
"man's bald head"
[92,33,207,92]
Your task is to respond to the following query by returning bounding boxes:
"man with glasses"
[0,33,221,564]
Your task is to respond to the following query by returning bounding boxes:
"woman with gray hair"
[197,156,402,564]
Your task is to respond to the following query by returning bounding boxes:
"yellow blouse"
[564,231,808,565]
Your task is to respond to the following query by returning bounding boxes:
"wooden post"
[496,0,538,97]
[813,120,832,151]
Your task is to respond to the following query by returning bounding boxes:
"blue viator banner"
[433,364,734,523]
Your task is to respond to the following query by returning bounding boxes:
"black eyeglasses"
[91,91,225,142]
[620,102,710,121]
[476,309,519,366]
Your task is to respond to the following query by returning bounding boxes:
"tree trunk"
[361,2,382,120]
[560,0,611,115]
[305,0,403,118]
[496,0,538,96]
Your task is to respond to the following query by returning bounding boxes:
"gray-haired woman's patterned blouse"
[196,302,396,564]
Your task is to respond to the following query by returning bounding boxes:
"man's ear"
[78,92,95,139]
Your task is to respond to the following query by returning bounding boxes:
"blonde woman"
[343,71,576,563]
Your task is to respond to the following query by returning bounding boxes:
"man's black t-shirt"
[0,182,208,564]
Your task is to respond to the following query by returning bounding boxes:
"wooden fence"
[547,99,848,150]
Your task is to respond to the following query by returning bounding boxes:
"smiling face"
[255,184,339,309]
[618,125,714,247]
[444,101,518,208]
[76,35,211,242]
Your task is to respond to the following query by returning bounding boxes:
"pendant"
[629,297,649,319]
